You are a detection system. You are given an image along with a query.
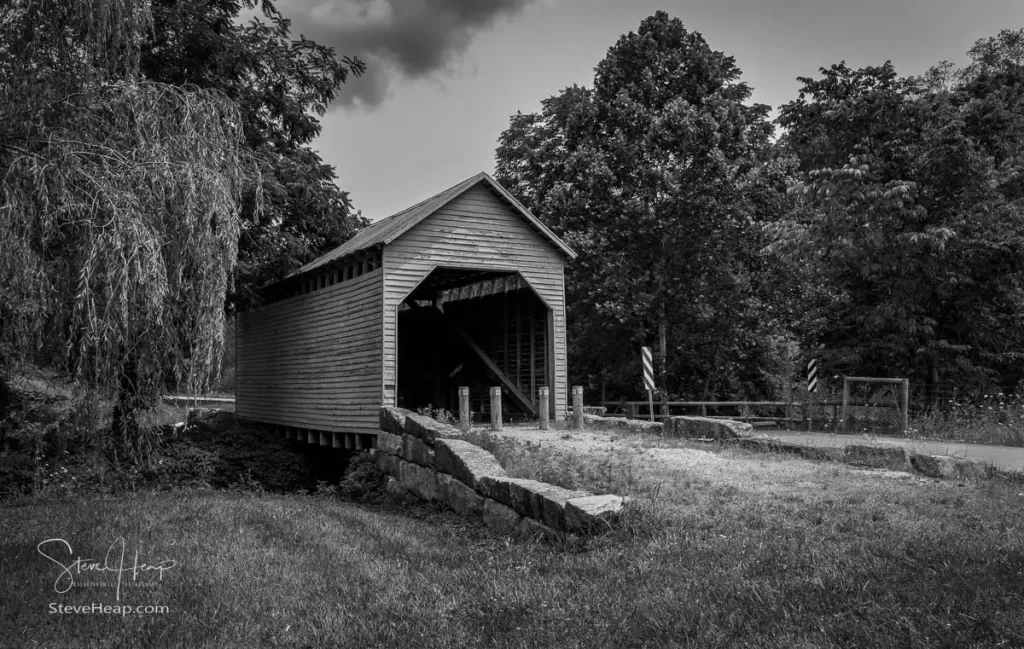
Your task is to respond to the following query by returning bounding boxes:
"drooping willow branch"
[1,82,250,395]
[1,0,260,460]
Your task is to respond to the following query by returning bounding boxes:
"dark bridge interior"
[397,268,552,421]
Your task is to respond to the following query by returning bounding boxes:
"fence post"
[841,376,850,433]
[490,387,502,432]
[572,385,584,430]
[628,402,638,420]
[538,386,549,431]
[807,387,814,432]
[901,378,909,435]
[459,386,470,433]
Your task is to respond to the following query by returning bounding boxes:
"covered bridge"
[235,172,576,446]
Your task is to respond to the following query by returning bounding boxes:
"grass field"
[3,433,1024,649]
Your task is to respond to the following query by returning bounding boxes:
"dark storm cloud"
[281,0,537,108]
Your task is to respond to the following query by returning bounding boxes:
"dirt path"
[487,421,1024,477]
[487,425,798,484]
[483,424,726,464]
[484,423,921,489]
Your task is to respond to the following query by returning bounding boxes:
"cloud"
[276,0,536,108]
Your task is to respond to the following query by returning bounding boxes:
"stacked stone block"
[583,413,664,435]
[373,407,625,539]
[664,416,754,439]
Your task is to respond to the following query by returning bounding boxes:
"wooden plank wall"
[382,184,569,418]
[235,268,384,435]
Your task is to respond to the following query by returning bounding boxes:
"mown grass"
[4,434,1024,649]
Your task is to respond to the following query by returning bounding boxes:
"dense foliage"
[498,16,1024,401]
[496,12,799,400]
[0,0,252,458]
[0,0,363,459]
[140,0,368,309]
[776,35,1024,397]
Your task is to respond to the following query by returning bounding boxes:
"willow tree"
[0,0,251,460]
[139,0,367,309]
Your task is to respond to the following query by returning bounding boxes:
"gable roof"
[287,172,576,279]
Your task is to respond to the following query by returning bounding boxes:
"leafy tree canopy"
[1,0,252,457]
[497,11,794,400]
[139,0,368,309]
[775,41,1024,393]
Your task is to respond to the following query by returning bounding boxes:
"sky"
[262,0,1024,222]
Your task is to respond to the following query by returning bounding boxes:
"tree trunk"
[658,315,667,391]
[701,341,722,401]
[658,311,669,416]
[110,358,148,463]
[929,349,941,409]
[784,347,793,404]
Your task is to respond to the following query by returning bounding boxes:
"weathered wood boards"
[235,269,384,435]
[383,182,569,418]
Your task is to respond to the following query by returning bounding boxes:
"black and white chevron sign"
[807,358,818,393]
[641,346,656,392]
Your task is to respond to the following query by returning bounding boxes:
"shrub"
[335,452,385,501]
[416,405,458,427]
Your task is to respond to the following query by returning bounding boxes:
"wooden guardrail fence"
[601,400,842,429]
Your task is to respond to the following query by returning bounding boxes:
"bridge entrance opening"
[396,268,553,422]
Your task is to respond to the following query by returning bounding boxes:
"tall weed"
[909,393,1024,447]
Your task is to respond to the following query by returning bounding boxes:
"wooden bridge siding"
[381,184,569,418]
[235,268,384,435]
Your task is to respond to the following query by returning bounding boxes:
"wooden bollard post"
[459,386,471,432]
[490,387,502,431]
[538,387,549,430]
[572,385,584,430]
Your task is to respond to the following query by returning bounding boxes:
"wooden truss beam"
[430,306,537,417]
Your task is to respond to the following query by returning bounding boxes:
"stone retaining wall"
[582,413,664,435]
[373,407,625,539]
[732,437,986,479]
[583,414,759,438]
[665,416,754,439]
[590,414,987,479]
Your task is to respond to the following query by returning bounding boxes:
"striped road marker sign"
[641,346,656,391]
[807,358,818,393]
